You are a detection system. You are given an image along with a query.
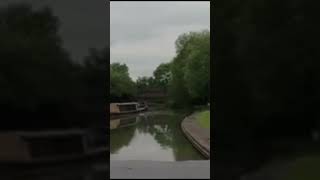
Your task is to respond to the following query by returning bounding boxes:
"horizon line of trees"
[110,29,210,108]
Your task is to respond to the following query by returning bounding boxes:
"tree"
[79,47,108,127]
[110,63,136,101]
[213,1,320,178]
[0,3,108,130]
[184,30,210,102]
[169,30,210,107]
[0,3,77,129]
[153,62,172,91]
[136,76,151,94]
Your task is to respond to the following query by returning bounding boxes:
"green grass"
[284,156,320,180]
[197,110,210,128]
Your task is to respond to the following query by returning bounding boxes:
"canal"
[110,110,204,161]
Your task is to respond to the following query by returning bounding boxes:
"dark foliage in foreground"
[214,0,320,178]
[0,3,107,130]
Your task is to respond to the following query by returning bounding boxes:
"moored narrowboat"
[0,129,107,164]
[110,102,148,117]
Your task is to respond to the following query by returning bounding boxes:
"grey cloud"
[111,1,210,80]
[111,1,209,46]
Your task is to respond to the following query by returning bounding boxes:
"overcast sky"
[111,1,210,80]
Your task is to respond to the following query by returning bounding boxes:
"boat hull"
[0,130,107,165]
[110,105,148,120]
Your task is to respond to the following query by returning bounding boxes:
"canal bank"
[181,112,210,158]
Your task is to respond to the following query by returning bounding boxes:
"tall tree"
[169,30,210,107]
[0,3,76,129]
[110,63,136,101]
[153,62,171,91]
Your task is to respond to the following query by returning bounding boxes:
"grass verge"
[284,156,320,180]
[197,110,210,128]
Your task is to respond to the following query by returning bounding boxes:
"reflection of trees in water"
[137,114,203,160]
[110,116,141,154]
[171,135,204,160]
[110,113,203,160]
[135,115,174,148]
[110,124,136,154]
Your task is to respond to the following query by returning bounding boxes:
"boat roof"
[111,102,139,105]
[0,129,86,137]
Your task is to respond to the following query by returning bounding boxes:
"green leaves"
[169,30,210,106]
[110,63,136,100]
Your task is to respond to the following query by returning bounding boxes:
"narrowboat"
[0,129,107,164]
[110,102,148,117]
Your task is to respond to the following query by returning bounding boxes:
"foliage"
[134,30,210,107]
[169,30,210,107]
[110,62,136,101]
[0,3,107,129]
[153,62,172,90]
[214,1,320,178]
[136,76,155,94]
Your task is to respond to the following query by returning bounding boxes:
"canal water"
[110,110,204,161]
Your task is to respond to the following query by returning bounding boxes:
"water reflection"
[110,111,203,161]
